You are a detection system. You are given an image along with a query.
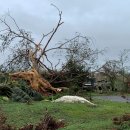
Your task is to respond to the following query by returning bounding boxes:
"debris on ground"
[53,95,96,106]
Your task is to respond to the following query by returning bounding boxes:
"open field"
[1,97,130,130]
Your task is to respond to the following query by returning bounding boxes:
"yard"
[1,97,130,130]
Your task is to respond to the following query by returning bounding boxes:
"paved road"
[94,95,130,103]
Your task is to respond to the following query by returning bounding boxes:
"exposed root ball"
[9,69,61,95]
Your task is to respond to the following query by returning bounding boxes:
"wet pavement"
[94,95,130,103]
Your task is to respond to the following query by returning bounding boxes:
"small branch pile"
[113,113,130,125]
[112,113,130,130]
[0,109,65,130]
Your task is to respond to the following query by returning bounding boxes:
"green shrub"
[11,87,32,102]
[118,121,130,130]
[0,83,12,97]
[17,79,43,101]
[0,73,10,83]
[0,74,43,102]
[20,85,43,101]
[67,84,80,95]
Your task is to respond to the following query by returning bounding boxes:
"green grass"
[1,98,130,130]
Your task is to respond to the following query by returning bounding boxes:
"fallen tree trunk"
[9,68,61,95]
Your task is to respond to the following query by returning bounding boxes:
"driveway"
[94,95,130,103]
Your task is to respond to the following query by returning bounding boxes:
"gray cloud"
[0,0,130,66]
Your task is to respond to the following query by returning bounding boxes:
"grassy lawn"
[0,98,130,130]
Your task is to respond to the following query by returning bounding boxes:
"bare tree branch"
[38,5,64,61]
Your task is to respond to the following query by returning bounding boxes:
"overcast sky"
[0,0,130,67]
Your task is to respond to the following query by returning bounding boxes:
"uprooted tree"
[0,6,101,95]
[0,5,65,95]
[0,6,65,95]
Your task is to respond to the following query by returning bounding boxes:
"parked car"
[82,82,96,91]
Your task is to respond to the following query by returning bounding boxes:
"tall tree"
[118,49,130,91]
[61,35,101,87]
[102,60,120,91]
